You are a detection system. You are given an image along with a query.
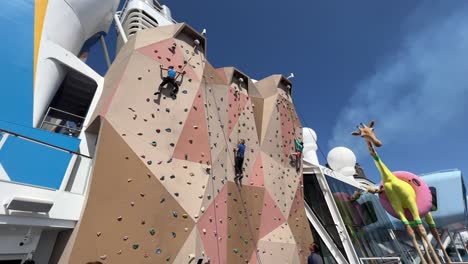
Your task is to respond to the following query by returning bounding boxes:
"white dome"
[327,147,356,172]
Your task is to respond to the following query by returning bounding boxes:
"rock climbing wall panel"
[61,23,312,264]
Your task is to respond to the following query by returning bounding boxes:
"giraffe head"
[351,120,382,147]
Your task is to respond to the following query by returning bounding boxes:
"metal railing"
[40,107,85,137]
[360,257,401,263]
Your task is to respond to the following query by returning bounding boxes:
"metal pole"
[100,35,111,68]
[114,13,128,43]
[448,231,463,262]
[457,232,468,258]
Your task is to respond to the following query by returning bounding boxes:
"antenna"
[287,73,294,79]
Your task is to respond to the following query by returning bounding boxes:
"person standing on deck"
[308,243,323,264]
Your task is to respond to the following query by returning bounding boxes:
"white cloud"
[329,6,468,158]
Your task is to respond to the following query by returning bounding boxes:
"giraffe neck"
[366,141,397,183]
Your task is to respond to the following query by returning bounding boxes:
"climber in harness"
[154,65,185,99]
[234,139,246,185]
[290,138,303,172]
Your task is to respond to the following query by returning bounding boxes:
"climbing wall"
[60,23,312,264]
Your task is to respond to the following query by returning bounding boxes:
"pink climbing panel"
[173,87,211,164]
[278,97,296,164]
[379,171,433,221]
[258,191,286,239]
[227,87,248,136]
[249,153,265,187]
[288,184,305,220]
[137,38,199,82]
[197,185,228,264]
[248,252,258,264]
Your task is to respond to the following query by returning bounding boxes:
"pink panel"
[249,153,264,187]
[249,252,258,264]
[288,184,304,219]
[278,97,296,164]
[258,191,286,239]
[227,87,249,136]
[379,171,432,221]
[137,39,199,82]
[197,185,228,264]
[215,68,228,83]
[173,87,211,164]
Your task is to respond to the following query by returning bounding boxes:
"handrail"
[360,257,401,263]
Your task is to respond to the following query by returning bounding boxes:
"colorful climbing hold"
[133,243,139,250]
[149,228,155,236]
[156,248,161,254]
[172,211,178,217]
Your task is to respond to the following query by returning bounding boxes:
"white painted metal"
[115,12,128,43]
[33,0,118,126]
[304,201,349,264]
[0,134,10,180]
[448,231,463,262]
[360,257,401,263]
[100,35,111,68]
[0,226,42,255]
[0,180,84,225]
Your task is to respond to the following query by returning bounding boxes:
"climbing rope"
[202,72,263,264]
[201,72,222,263]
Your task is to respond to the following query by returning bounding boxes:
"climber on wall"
[234,139,246,185]
[290,138,304,172]
[154,65,185,99]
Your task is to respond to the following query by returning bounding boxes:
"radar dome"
[327,147,356,176]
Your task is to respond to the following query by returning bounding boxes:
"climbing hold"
[201,207,205,213]
[144,253,149,258]
[147,160,152,165]
[189,172,195,176]
[172,232,176,238]
[184,227,189,232]
[138,77,142,80]
[167,158,173,163]
[187,181,191,185]
[96,232,101,237]
[165,108,170,113]
[156,248,161,254]
[182,213,188,219]
[166,256,171,261]
[160,198,165,203]
[170,175,175,179]
[117,250,122,255]
[174,192,179,197]
[202,229,206,234]
[141,220,146,225]
[156,129,161,133]
[173,211,178,217]
[170,143,175,147]
[233,249,238,254]
[193,125,198,129]
[151,141,157,147]
[184,108,188,112]
[160,176,165,181]
[123,236,129,241]
[133,243,139,249]
[165,128,171,132]
[100,255,107,260]
[131,201,135,206]
[140,193,145,197]
[117,216,123,221]
[149,228,155,236]
[127,178,132,182]
[182,90,188,94]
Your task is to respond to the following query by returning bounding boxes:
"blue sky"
[88,0,468,184]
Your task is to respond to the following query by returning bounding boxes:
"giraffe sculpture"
[351,120,449,264]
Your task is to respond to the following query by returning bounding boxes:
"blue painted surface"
[0,1,81,189]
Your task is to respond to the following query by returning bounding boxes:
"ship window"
[429,187,438,211]
[40,68,97,137]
